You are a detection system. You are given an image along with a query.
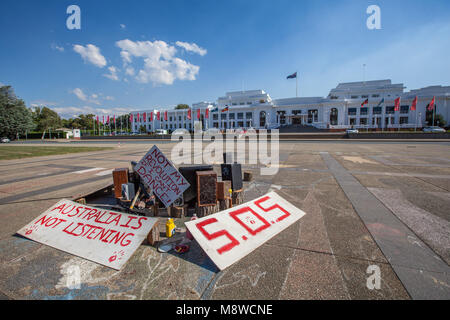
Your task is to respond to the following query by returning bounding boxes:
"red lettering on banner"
[196,218,240,255]
[51,203,66,213]
[254,196,291,222]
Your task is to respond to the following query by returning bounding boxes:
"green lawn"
[0,146,113,160]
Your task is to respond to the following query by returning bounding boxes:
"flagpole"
[296,71,298,98]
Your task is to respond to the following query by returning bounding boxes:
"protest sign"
[17,199,158,270]
[134,145,190,207]
[185,192,306,270]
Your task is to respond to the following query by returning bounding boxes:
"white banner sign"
[17,199,157,270]
[185,192,306,270]
[134,145,190,208]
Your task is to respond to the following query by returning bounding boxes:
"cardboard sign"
[17,199,157,270]
[185,192,306,270]
[134,145,190,208]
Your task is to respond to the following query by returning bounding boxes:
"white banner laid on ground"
[16,199,157,270]
[185,192,306,270]
[134,145,190,208]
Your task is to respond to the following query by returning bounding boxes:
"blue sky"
[1,0,450,118]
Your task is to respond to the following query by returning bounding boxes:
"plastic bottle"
[165,218,176,238]
[185,214,198,240]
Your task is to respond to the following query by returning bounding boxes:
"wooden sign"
[196,171,217,207]
[134,145,190,208]
[185,192,306,270]
[17,199,158,270]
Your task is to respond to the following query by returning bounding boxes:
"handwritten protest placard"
[134,145,190,207]
[17,199,158,270]
[185,192,306,270]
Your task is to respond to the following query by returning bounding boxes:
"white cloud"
[71,88,101,105]
[175,41,207,56]
[73,44,107,68]
[72,88,88,101]
[105,96,115,101]
[120,24,126,29]
[115,39,201,85]
[125,67,135,76]
[51,105,134,119]
[103,66,119,81]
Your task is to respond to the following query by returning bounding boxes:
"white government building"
[131,79,450,132]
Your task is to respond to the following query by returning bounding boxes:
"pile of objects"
[110,152,252,251]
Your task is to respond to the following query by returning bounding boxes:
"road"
[0,140,449,300]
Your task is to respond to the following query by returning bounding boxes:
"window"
[237,113,244,120]
[277,111,286,125]
[213,113,218,120]
[330,96,339,100]
[400,106,409,114]
[350,118,356,125]
[360,118,368,125]
[229,113,235,120]
[360,107,368,115]
[240,102,245,105]
[330,108,338,125]
[348,108,357,116]
[307,109,318,123]
[169,116,172,121]
[386,106,395,114]
[213,122,218,128]
[400,117,409,124]
[246,112,252,119]
[361,95,369,99]
[246,121,251,127]
[238,121,244,127]
[232,103,237,106]
[372,94,380,98]
[373,107,382,115]
[247,102,252,105]
[351,95,359,99]
[221,113,227,120]
[259,99,265,103]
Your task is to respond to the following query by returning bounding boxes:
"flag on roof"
[287,72,297,79]
[361,98,369,107]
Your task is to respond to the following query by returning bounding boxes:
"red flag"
[137,113,140,122]
[107,115,110,124]
[394,97,401,112]
[428,96,435,111]
[410,96,417,111]
[164,110,168,121]
[157,111,160,121]
[129,114,133,123]
[150,112,153,122]
[361,99,368,107]
[96,115,99,124]
[205,108,209,119]
[102,115,105,124]
[197,109,201,120]
[113,115,116,124]
[187,109,192,120]
[143,112,147,122]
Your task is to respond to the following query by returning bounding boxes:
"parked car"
[423,126,446,133]
[1,137,10,143]
[346,128,359,134]
[155,129,168,135]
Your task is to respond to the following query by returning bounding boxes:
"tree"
[175,104,189,110]
[32,106,62,139]
[0,85,35,139]
[425,106,446,127]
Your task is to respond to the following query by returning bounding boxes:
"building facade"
[131,80,450,132]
